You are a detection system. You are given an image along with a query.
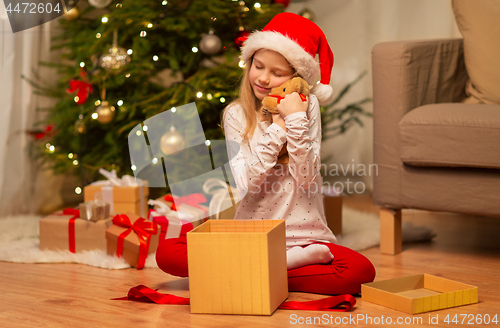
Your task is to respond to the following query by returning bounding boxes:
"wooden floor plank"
[1,195,499,327]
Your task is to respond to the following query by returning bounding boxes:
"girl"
[157,13,375,295]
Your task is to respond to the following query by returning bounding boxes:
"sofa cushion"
[399,104,500,169]
[452,0,500,104]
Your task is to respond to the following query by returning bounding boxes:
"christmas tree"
[30,0,285,186]
[29,0,369,191]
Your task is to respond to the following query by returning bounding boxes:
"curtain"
[0,3,59,216]
[288,0,462,192]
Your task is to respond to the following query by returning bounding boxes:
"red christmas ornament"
[234,30,250,49]
[66,68,93,105]
[273,0,290,8]
[27,124,55,140]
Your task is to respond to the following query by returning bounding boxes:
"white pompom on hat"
[240,12,335,105]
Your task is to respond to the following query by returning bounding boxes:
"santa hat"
[240,12,335,105]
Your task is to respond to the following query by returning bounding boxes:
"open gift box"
[187,219,288,315]
[362,274,478,314]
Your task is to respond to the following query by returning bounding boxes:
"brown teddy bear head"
[262,77,310,114]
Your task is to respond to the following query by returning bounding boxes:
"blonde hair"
[224,61,261,141]
[223,53,297,141]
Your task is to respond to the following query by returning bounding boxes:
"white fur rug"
[0,208,434,270]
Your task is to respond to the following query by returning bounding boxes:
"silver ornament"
[100,45,131,70]
[96,101,116,124]
[199,31,222,56]
[88,0,112,9]
[160,126,185,155]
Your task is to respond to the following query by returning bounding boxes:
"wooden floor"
[1,195,499,327]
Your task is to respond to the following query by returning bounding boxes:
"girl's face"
[248,49,294,100]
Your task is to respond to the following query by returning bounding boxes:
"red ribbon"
[112,214,158,269]
[164,194,207,214]
[55,208,80,253]
[267,93,307,104]
[66,69,92,105]
[112,285,356,312]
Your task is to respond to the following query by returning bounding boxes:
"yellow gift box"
[187,219,288,315]
[84,182,149,217]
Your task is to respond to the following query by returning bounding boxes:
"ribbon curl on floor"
[112,285,356,312]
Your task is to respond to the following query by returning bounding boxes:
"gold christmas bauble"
[100,46,131,71]
[160,126,185,155]
[96,101,116,124]
[299,7,315,21]
[64,6,80,21]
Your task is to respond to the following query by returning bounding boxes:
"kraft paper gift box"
[84,173,149,218]
[187,219,288,315]
[39,210,113,252]
[361,274,478,314]
[106,212,160,269]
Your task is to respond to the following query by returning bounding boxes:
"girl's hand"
[276,92,308,118]
[272,112,286,132]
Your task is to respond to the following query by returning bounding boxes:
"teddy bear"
[259,77,310,165]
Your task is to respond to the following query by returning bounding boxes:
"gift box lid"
[361,274,478,314]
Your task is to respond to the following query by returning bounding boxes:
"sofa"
[372,0,500,254]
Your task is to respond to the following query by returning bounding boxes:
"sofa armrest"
[372,38,467,209]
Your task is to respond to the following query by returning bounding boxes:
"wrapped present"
[155,193,208,222]
[79,192,110,221]
[202,178,241,220]
[84,168,149,218]
[147,200,206,240]
[106,213,159,269]
[39,208,113,253]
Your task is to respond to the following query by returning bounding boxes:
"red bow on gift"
[66,68,93,105]
[112,214,158,269]
[164,193,207,213]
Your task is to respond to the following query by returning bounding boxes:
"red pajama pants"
[156,236,376,295]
